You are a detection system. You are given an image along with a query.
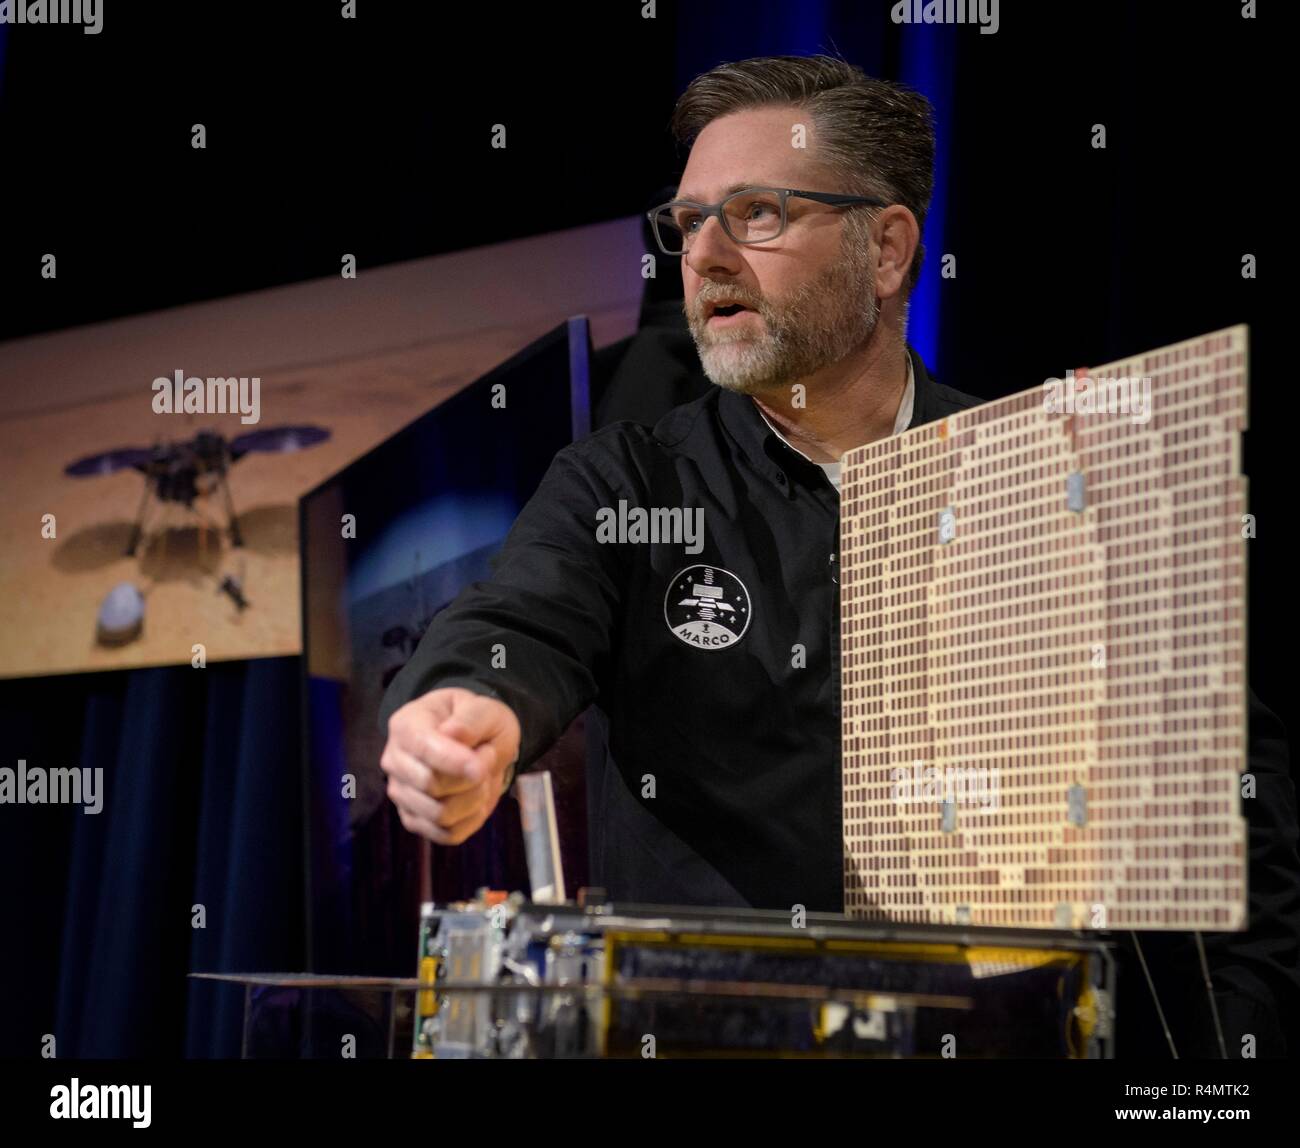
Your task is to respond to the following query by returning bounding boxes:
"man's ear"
[874,205,920,301]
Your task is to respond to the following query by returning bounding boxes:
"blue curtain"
[0,657,303,1058]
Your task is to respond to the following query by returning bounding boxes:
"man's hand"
[380,687,522,846]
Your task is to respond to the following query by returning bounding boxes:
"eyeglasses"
[647,186,886,255]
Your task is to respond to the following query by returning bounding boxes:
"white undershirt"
[756,356,916,493]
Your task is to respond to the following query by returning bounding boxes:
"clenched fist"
[380,686,522,846]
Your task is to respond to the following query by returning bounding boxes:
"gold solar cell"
[839,326,1249,931]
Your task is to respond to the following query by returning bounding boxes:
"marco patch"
[663,565,751,650]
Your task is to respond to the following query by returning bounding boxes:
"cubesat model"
[412,326,1250,1058]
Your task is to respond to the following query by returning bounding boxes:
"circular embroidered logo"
[663,564,751,650]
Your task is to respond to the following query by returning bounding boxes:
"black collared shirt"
[379,347,981,912]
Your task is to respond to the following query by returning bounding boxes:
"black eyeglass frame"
[647,186,887,255]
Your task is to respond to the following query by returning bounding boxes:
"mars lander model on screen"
[64,424,331,558]
[839,324,1250,933]
[63,424,332,641]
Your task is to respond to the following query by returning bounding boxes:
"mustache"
[689,288,766,322]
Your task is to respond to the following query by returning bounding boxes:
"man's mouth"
[705,301,758,325]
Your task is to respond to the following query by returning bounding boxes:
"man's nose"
[685,215,743,279]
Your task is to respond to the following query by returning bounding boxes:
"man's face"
[676,106,879,397]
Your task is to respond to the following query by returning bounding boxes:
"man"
[379,55,1299,1055]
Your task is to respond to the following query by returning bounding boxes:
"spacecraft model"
[64,425,331,557]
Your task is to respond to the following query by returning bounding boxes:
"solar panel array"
[840,326,1249,930]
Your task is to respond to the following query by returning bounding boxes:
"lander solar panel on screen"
[840,326,1249,931]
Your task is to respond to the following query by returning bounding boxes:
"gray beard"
[688,254,880,397]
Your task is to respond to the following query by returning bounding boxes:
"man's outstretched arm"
[377,443,627,839]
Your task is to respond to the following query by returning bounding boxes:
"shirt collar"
[721,350,918,494]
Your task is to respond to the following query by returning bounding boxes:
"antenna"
[515,771,566,904]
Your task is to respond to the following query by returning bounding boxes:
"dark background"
[0,0,1290,1058]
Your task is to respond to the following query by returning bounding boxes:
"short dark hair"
[670,54,935,291]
